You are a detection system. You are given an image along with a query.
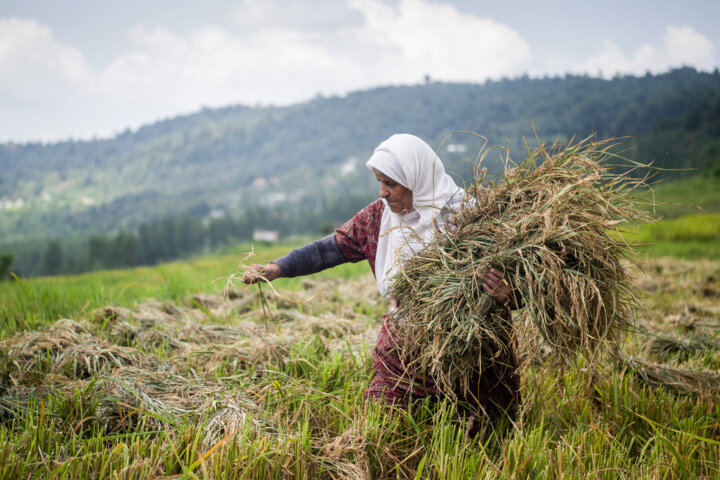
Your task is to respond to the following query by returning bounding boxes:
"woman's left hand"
[481,268,514,308]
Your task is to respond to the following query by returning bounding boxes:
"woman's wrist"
[265,262,282,281]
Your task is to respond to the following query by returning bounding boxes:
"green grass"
[1,240,720,478]
[638,214,720,242]
[0,242,371,339]
[619,173,720,259]
[622,213,720,260]
[643,174,720,219]
[640,240,720,259]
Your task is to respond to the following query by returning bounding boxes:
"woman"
[242,134,520,420]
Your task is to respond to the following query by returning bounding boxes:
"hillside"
[2,68,720,239]
[1,68,720,275]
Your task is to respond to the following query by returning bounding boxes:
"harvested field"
[1,258,719,478]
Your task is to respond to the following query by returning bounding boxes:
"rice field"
[1,240,719,479]
[624,214,720,259]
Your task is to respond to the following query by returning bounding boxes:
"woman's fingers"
[486,268,509,286]
[489,268,506,280]
[482,280,498,294]
[241,264,266,284]
[480,275,497,291]
[484,268,506,283]
[481,268,510,305]
[480,269,503,288]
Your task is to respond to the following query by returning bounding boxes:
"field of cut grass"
[1,239,720,478]
[1,173,718,478]
[0,242,370,339]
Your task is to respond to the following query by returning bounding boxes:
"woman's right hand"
[241,263,282,284]
[481,268,516,308]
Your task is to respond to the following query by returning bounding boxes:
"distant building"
[340,156,358,176]
[262,192,287,207]
[446,144,467,153]
[253,230,280,243]
[208,208,225,219]
[2,198,25,209]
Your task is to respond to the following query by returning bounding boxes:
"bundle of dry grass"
[93,300,252,353]
[2,319,157,380]
[647,333,720,361]
[391,137,650,396]
[622,355,720,396]
[96,366,272,446]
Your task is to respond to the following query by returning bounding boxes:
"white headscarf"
[366,134,463,297]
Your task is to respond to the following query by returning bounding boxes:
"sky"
[0,0,718,143]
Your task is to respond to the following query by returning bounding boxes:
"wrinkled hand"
[481,268,514,308]
[241,263,281,285]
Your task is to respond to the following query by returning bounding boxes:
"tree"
[0,253,13,280]
[43,240,62,275]
[88,235,109,270]
[113,231,140,267]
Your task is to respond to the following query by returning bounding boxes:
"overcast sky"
[1,0,718,143]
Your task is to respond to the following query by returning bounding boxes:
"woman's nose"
[379,185,389,198]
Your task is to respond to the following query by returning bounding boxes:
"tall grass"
[624,214,720,259]
[643,174,720,219]
[1,246,719,478]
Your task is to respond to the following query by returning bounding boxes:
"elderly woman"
[242,134,520,420]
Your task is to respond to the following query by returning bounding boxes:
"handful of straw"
[390,137,651,396]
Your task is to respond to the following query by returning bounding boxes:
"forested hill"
[1,67,719,275]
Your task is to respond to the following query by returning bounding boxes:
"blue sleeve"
[271,234,348,278]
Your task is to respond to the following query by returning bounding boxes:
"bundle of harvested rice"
[647,333,720,361]
[96,366,274,446]
[94,300,252,352]
[2,319,157,379]
[390,137,650,396]
[623,355,720,396]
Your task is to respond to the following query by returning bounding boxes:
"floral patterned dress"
[334,200,521,418]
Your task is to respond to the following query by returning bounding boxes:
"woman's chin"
[388,205,408,215]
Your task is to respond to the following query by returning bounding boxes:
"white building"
[253,230,280,243]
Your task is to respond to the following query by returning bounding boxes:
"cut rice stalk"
[647,333,720,361]
[622,354,720,396]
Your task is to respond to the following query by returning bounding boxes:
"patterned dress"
[334,200,521,418]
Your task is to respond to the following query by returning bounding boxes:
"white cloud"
[578,25,714,77]
[664,25,714,68]
[0,17,91,100]
[98,0,532,105]
[230,0,364,31]
[349,0,531,82]
[0,0,535,142]
[2,3,719,143]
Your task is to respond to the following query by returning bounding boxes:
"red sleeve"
[333,200,384,271]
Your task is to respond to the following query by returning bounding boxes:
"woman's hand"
[481,268,515,308]
[241,263,282,284]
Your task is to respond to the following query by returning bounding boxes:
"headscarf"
[366,134,463,297]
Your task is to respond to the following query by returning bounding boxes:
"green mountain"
[1,67,719,274]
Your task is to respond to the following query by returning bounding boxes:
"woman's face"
[374,169,413,215]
